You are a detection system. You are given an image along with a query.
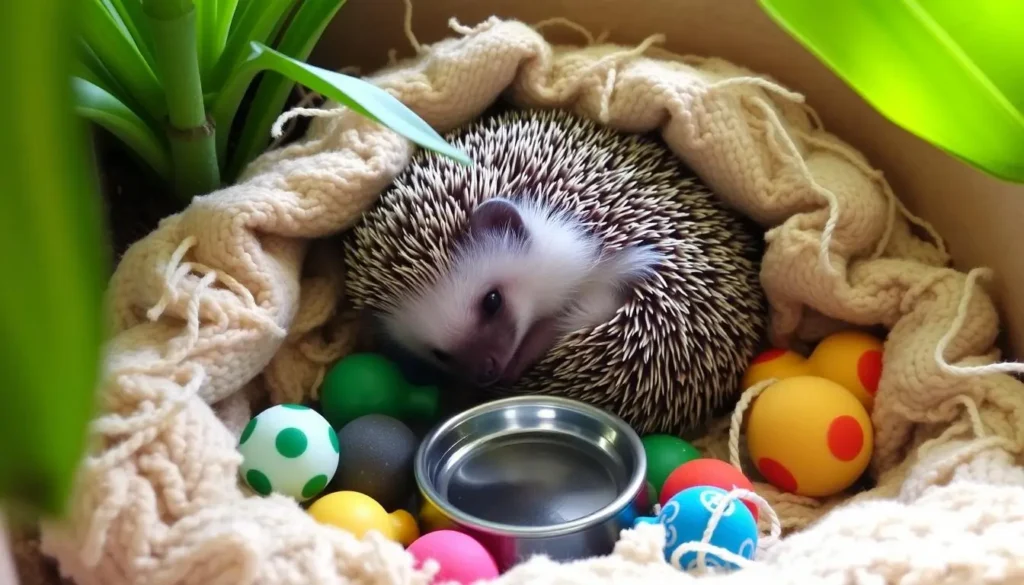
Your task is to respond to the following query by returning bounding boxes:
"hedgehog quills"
[343,106,768,434]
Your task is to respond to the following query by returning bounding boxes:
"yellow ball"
[419,497,456,533]
[389,508,420,547]
[308,491,396,541]
[746,376,874,498]
[808,331,884,411]
[741,348,814,390]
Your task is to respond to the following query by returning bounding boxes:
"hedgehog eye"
[481,289,503,317]
[431,349,451,364]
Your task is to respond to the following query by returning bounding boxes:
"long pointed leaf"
[758,0,1024,183]
[227,0,251,36]
[196,0,221,78]
[208,0,295,91]
[1,0,107,516]
[225,0,347,179]
[209,0,239,82]
[80,0,165,118]
[212,42,472,168]
[108,0,157,68]
[72,77,172,180]
[97,0,135,46]
[76,38,130,104]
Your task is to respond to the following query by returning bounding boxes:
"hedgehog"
[342,105,768,434]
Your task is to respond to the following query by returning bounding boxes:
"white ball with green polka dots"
[237,404,340,501]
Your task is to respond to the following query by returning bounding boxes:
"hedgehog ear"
[468,197,527,241]
[559,245,664,333]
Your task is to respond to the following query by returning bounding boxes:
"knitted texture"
[36,15,1024,585]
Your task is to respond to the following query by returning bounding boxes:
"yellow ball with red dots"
[746,375,873,497]
[741,348,814,390]
[807,331,884,411]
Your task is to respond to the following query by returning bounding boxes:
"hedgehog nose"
[477,357,500,386]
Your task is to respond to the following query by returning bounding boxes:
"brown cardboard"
[313,0,1024,356]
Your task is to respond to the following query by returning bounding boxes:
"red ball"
[659,458,759,521]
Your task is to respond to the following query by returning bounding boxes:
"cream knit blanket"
[38,15,1024,585]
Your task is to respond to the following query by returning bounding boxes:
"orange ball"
[808,331,884,411]
[742,348,814,390]
[746,376,873,497]
[419,497,456,533]
[389,509,420,546]
[659,458,758,522]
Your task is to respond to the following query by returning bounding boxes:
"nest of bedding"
[28,14,1024,585]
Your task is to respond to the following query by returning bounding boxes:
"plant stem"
[144,0,220,199]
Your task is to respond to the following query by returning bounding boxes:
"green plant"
[2,1,107,517]
[75,0,472,200]
[2,0,472,519]
[759,0,1024,183]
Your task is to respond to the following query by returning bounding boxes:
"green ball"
[641,434,701,494]
[319,353,439,428]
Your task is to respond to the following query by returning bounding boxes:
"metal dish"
[414,395,647,570]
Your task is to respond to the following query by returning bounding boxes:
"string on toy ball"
[666,487,780,574]
[727,379,777,469]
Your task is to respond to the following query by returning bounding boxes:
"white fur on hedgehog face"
[381,197,664,385]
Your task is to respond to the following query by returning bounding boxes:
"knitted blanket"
[36,15,1024,585]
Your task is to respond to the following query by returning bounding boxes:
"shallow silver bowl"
[414,395,647,570]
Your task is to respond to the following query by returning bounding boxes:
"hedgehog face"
[380,196,664,388]
[382,198,541,386]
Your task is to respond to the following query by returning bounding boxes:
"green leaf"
[196,0,221,78]
[210,0,240,81]
[227,0,250,36]
[104,0,157,68]
[80,0,165,119]
[213,42,472,170]
[225,0,348,179]
[207,0,296,91]
[0,0,107,516]
[758,0,1024,183]
[76,38,130,102]
[72,76,172,181]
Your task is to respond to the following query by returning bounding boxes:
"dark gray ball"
[332,414,419,511]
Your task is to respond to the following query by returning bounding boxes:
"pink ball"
[406,530,499,584]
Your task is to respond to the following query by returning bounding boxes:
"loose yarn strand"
[401,0,425,54]
[935,267,1024,377]
[531,17,598,45]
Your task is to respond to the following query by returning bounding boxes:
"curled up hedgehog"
[343,105,768,434]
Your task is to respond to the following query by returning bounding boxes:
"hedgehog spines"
[344,105,767,434]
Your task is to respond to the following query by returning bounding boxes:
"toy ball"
[741,348,813,390]
[660,458,758,522]
[808,330,884,411]
[746,375,874,497]
[389,509,421,546]
[641,434,701,495]
[319,353,440,428]
[636,480,657,513]
[406,530,500,585]
[637,485,758,571]
[307,490,418,544]
[419,498,456,533]
[333,414,419,511]
[237,404,339,501]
